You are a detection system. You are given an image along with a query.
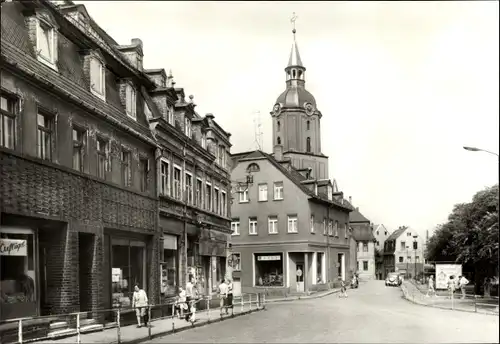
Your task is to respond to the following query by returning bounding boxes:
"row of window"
[231,216,349,237]
[398,256,420,263]
[33,14,228,164]
[239,182,284,203]
[159,159,228,217]
[276,120,312,132]
[231,216,298,235]
[1,93,149,190]
[313,217,349,238]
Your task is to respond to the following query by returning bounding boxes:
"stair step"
[48,328,77,338]
[80,324,103,333]
[49,321,68,330]
[80,319,97,326]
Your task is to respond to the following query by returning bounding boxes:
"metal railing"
[401,281,499,315]
[0,292,265,344]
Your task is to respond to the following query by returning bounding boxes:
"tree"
[426,184,499,294]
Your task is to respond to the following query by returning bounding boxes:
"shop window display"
[0,229,37,320]
[161,235,178,298]
[316,253,324,283]
[111,239,146,308]
[254,253,284,287]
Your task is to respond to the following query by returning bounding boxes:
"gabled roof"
[386,227,406,241]
[351,224,376,242]
[233,150,352,212]
[349,207,370,223]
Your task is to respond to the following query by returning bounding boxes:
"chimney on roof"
[118,38,144,71]
[349,196,352,204]
[274,144,283,161]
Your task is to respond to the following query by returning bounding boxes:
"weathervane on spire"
[291,12,298,34]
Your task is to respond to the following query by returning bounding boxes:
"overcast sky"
[77,1,499,236]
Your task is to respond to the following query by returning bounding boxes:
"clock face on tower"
[305,103,314,115]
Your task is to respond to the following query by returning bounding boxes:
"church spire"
[285,13,306,85]
[288,13,303,67]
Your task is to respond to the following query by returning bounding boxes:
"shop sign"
[0,239,27,256]
[257,255,281,261]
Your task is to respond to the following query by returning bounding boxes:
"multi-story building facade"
[0,0,232,330]
[349,206,376,280]
[372,224,390,279]
[230,26,354,295]
[373,224,391,252]
[383,226,425,278]
[148,78,232,301]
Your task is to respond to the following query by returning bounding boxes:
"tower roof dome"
[276,87,316,109]
[274,14,317,110]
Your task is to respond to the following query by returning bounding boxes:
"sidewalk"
[401,281,499,315]
[38,303,264,344]
[263,287,341,304]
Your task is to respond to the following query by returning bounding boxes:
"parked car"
[385,272,402,287]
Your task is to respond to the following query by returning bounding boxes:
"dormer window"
[327,185,333,201]
[125,84,136,119]
[166,106,174,124]
[90,57,106,100]
[184,117,192,138]
[36,18,57,69]
[201,133,207,149]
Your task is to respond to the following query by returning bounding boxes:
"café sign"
[0,239,28,256]
[257,255,281,261]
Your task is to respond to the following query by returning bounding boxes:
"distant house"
[373,224,391,279]
[349,205,376,280]
[383,226,425,279]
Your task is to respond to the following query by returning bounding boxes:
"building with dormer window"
[230,24,355,296]
[0,0,233,334]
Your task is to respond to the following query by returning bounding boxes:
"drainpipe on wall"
[326,203,331,288]
[182,143,189,286]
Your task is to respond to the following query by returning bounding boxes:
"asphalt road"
[144,280,499,343]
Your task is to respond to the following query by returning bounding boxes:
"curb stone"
[400,284,498,316]
[122,308,263,344]
[264,288,341,304]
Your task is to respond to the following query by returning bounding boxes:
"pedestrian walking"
[426,275,435,297]
[447,276,456,299]
[218,279,229,315]
[132,284,148,328]
[338,277,348,298]
[185,276,196,322]
[174,286,187,319]
[226,278,234,311]
[458,275,469,299]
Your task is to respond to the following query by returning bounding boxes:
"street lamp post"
[406,246,410,279]
[463,146,499,158]
[413,235,418,280]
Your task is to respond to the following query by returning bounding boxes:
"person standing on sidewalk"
[132,284,148,328]
[218,279,229,315]
[458,275,469,299]
[185,276,195,322]
[426,275,435,297]
[226,278,234,311]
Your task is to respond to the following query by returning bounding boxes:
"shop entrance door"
[296,263,304,293]
[78,233,94,314]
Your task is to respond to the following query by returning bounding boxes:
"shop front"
[160,234,178,302]
[0,227,38,321]
[254,253,284,287]
[198,228,227,295]
[103,231,156,323]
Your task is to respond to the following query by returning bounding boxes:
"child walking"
[338,277,348,298]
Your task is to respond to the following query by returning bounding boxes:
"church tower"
[271,15,329,179]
